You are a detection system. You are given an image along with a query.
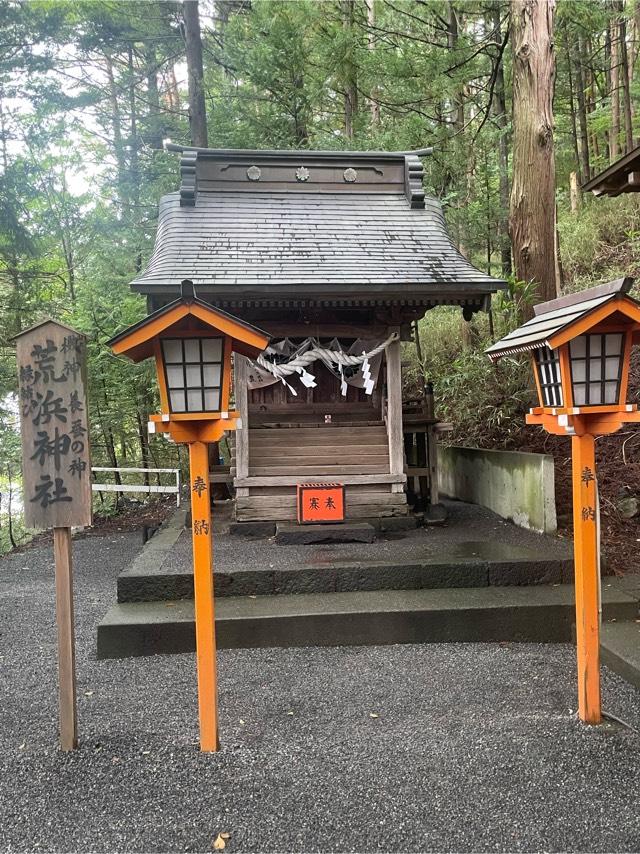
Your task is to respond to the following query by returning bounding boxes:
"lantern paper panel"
[569,333,624,406]
[534,346,563,407]
[162,337,223,413]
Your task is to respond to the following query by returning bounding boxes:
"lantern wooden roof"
[108,290,270,363]
[583,145,640,197]
[486,278,640,361]
[129,145,505,312]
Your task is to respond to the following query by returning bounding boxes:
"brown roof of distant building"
[583,145,640,197]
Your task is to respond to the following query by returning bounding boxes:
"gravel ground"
[1,532,640,853]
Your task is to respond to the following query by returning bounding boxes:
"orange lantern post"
[108,282,269,751]
[487,278,640,724]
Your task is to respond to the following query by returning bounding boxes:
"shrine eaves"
[129,145,505,321]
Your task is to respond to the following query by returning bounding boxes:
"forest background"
[1,0,640,556]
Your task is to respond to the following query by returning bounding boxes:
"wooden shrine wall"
[248,360,382,423]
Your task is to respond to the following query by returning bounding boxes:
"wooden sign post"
[188,440,219,751]
[571,433,601,723]
[13,320,92,751]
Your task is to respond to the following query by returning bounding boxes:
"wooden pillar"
[404,432,416,505]
[571,432,601,724]
[416,431,428,509]
[427,427,439,506]
[188,440,219,751]
[386,336,404,487]
[53,527,78,751]
[233,355,249,498]
[424,382,439,506]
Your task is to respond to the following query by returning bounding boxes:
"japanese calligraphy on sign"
[297,482,345,524]
[14,320,92,529]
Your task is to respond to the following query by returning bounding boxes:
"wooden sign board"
[15,320,92,529]
[297,482,345,524]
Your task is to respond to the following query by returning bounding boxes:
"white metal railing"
[91,467,181,507]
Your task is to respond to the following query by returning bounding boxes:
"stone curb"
[117,555,575,603]
[116,504,188,602]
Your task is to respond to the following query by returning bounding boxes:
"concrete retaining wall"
[437,445,557,534]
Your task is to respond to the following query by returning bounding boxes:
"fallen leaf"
[213,834,226,850]
[239,719,245,726]
[286,711,294,716]
[369,713,379,719]
[84,691,93,697]
[19,743,25,750]
[221,833,231,840]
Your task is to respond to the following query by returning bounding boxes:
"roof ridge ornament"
[165,141,433,157]
[176,144,430,208]
[179,151,198,207]
[181,279,197,300]
[404,154,425,209]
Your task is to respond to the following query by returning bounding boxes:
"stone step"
[117,549,575,603]
[601,619,640,690]
[97,584,639,659]
[274,522,376,545]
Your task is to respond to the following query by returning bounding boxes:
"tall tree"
[510,0,558,309]
[616,2,633,152]
[341,0,359,140]
[490,1,512,277]
[183,0,208,147]
[573,33,591,183]
[609,4,621,160]
[365,0,380,127]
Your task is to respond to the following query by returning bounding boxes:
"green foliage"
[1,0,640,547]
[559,196,640,290]
[405,295,534,449]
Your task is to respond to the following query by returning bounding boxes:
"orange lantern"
[109,282,270,751]
[487,277,640,724]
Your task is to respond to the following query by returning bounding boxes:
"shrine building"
[129,146,504,524]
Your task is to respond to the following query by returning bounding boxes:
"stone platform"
[96,500,640,670]
[115,500,574,604]
[96,499,607,659]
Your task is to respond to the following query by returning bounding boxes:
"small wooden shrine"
[129,146,504,523]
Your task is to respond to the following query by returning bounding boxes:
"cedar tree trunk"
[509,0,558,310]
[490,0,512,276]
[184,0,208,147]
